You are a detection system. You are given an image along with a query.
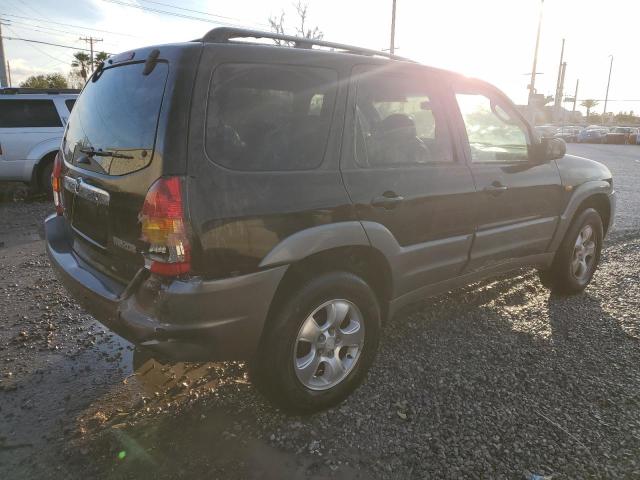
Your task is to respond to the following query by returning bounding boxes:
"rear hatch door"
[61,51,171,282]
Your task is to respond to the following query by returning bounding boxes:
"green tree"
[580,99,599,121]
[71,52,91,81]
[20,73,68,89]
[95,51,109,63]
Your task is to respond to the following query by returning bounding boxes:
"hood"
[555,154,613,187]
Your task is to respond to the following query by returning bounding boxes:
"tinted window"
[0,99,62,128]
[64,62,168,175]
[354,71,452,166]
[456,93,529,162]
[65,99,76,112]
[205,63,338,171]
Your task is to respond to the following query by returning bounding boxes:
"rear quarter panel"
[186,44,356,279]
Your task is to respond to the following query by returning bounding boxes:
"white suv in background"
[0,88,79,195]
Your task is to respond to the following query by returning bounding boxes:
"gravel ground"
[1,144,639,479]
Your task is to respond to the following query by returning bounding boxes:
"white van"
[0,88,79,194]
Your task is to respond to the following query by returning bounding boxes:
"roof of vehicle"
[0,87,79,97]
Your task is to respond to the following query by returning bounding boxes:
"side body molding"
[361,221,473,298]
[258,221,371,268]
[548,180,613,252]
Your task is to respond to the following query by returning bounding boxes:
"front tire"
[538,208,603,294]
[251,271,381,413]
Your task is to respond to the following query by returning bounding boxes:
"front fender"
[26,137,62,163]
[548,180,613,252]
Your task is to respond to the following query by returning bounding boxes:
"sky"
[1,0,638,116]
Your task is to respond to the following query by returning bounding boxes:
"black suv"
[46,28,615,412]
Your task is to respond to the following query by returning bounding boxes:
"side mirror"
[534,137,566,162]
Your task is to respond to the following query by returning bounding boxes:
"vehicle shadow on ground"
[65,265,638,479]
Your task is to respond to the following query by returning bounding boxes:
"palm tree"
[71,52,90,81]
[95,51,109,64]
[581,99,599,121]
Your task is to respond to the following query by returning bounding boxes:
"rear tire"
[251,271,380,413]
[39,159,54,198]
[538,208,603,294]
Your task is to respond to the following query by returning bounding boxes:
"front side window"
[354,69,452,167]
[205,63,338,171]
[0,99,62,128]
[456,92,529,162]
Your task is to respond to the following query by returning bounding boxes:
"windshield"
[63,62,168,175]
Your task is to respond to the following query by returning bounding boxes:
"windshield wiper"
[80,147,133,159]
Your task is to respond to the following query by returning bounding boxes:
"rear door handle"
[372,191,404,210]
[483,182,508,196]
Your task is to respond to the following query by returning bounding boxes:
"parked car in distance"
[0,88,79,195]
[554,126,581,143]
[45,28,616,413]
[577,127,608,143]
[535,125,558,137]
[605,126,638,144]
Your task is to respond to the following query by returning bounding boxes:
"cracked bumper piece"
[45,214,286,361]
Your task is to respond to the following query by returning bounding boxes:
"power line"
[139,0,270,27]
[100,0,266,29]
[4,36,113,55]
[5,26,69,67]
[0,12,141,38]
[2,20,80,39]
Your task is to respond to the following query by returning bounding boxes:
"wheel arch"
[549,180,613,253]
[31,150,58,189]
[263,244,394,335]
[576,193,611,235]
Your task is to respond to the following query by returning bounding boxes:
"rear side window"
[353,69,453,167]
[0,99,62,128]
[205,63,338,171]
[64,62,168,175]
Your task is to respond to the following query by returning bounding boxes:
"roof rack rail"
[0,87,80,95]
[201,27,413,62]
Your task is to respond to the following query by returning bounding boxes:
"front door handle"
[372,191,404,210]
[483,182,508,196]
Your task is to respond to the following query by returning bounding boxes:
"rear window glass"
[0,99,62,128]
[205,63,338,171]
[63,62,168,175]
[65,99,76,112]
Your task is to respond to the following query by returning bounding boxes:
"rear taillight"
[140,176,191,276]
[52,152,63,215]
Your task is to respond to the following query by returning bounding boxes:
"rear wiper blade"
[80,147,133,159]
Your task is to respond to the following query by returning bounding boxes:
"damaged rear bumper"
[44,214,286,361]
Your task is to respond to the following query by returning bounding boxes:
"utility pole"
[603,54,613,122]
[79,36,103,72]
[572,78,579,115]
[389,0,397,55]
[6,60,11,87]
[528,0,544,124]
[0,21,9,87]
[558,62,566,126]
[554,38,565,119]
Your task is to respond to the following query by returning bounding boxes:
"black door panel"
[451,85,563,272]
[341,65,476,297]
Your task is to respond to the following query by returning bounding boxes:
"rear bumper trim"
[45,214,287,361]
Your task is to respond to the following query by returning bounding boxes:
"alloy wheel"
[293,299,365,391]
